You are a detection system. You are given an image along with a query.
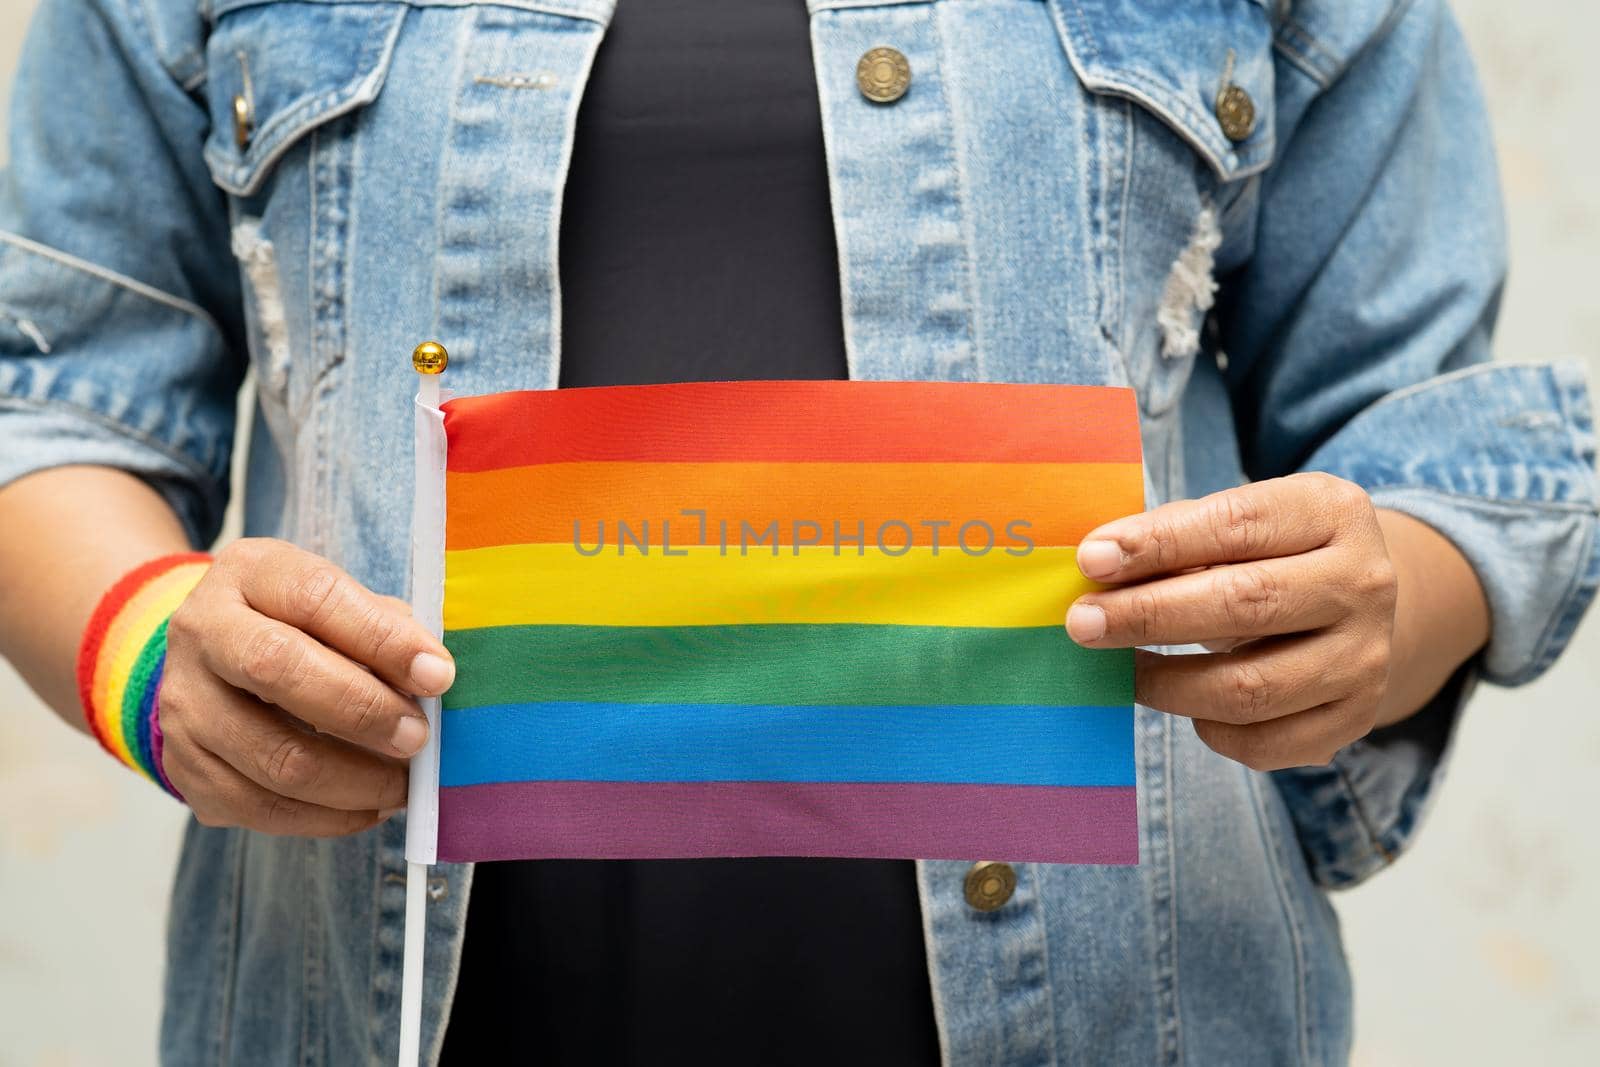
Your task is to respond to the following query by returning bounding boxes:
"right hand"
[158,538,454,837]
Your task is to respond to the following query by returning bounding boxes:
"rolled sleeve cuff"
[1304,360,1599,686]
[1274,361,1598,888]
[0,233,238,545]
[0,397,226,548]
[1273,665,1473,888]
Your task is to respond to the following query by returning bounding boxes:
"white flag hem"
[406,382,448,864]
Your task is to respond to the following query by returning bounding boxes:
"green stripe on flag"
[442,623,1131,711]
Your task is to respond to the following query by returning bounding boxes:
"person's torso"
[441,4,936,1059]
[164,1,1366,1062]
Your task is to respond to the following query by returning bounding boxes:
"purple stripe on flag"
[437,781,1137,864]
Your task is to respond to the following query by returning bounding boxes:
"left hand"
[1065,472,1399,771]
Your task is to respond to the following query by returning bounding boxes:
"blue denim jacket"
[3,0,1597,1063]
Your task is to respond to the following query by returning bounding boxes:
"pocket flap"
[1047,0,1276,180]
[203,0,406,196]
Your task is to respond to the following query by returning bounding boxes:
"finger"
[1192,700,1375,773]
[218,539,453,696]
[1066,550,1345,648]
[161,734,388,838]
[191,599,429,757]
[1132,632,1375,725]
[181,672,409,811]
[1075,473,1370,582]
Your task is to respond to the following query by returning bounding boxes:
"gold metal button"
[231,93,254,150]
[857,46,911,104]
[412,340,449,375]
[964,861,1016,911]
[1215,84,1255,142]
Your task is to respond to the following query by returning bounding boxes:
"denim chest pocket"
[200,0,405,414]
[1046,0,1276,418]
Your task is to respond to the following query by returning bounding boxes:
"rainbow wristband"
[75,553,212,798]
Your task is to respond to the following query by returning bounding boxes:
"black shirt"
[439,2,941,1062]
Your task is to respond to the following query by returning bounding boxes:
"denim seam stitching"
[1365,481,1598,517]
[1372,742,1449,861]
[0,394,224,503]
[211,0,613,24]
[1551,361,1598,493]
[307,120,363,397]
[1279,0,1421,91]
[1110,98,1133,355]
[304,127,322,406]
[128,0,203,92]
[1364,359,1591,418]
[1504,509,1597,686]
[1363,483,1600,675]
[425,7,478,373]
[321,131,352,545]
[1271,33,1330,89]
[217,830,248,1066]
[1369,487,1596,684]
[0,231,222,335]
[1161,714,1182,1065]
[932,2,984,381]
[1328,752,1392,873]
[1536,522,1600,678]
[425,863,477,1067]
[1273,17,1338,86]
[307,121,350,552]
[1048,0,1270,182]
[1115,98,1133,349]
[204,9,406,198]
[1098,71,1269,179]
[1283,16,1340,67]
[365,851,389,1063]
[300,839,321,1067]
[1029,864,1063,1066]
[1245,772,1313,1064]
[303,128,325,551]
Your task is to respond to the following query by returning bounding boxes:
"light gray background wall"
[1,3,1596,1064]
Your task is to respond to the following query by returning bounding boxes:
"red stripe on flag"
[441,380,1142,472]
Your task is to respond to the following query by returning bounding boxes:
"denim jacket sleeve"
[1217,0,1599,887]
[0,0,245,545]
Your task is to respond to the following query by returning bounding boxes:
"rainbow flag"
[418,380,1143,864]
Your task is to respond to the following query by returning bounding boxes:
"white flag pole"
[397,864,428,1067]
[399,341,449,1066]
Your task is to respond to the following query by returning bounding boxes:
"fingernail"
[1066,602,1107,644]
[409,651,455,695]
[390,715,428,757]
[1076,540,1123,580]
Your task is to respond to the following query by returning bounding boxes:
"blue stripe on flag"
[439,701,1134,788]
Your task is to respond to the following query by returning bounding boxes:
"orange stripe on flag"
[445,461,1145,550]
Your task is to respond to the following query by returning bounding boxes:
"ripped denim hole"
[230,217,291,396]
[1156,204,1222,361]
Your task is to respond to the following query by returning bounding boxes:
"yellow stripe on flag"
[444,544,1098,630]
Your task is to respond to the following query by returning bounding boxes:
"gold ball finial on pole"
[412,341,448,375]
